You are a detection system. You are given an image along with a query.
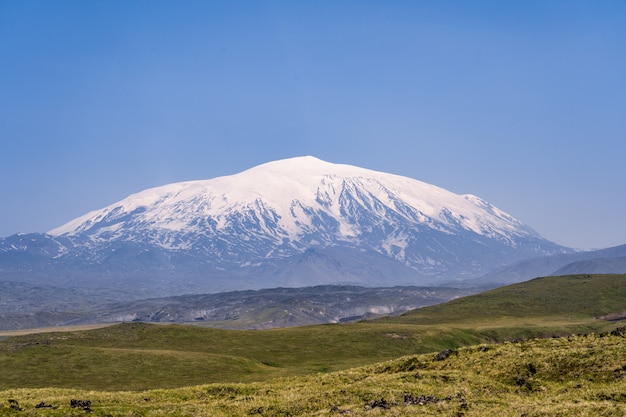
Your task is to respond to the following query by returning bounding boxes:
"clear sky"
[1,1,625,250]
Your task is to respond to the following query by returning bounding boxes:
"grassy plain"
[0,321,488,390]
[0,274,625,415]
[1,331,625,416]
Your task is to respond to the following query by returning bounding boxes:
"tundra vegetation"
[0,274,625,416]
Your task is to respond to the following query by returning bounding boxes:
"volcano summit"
[1,156,569,297]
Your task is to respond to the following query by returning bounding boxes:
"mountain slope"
[59,286,474,330]
[1,156,570,296]
[476,243,626,285]
[553,256,626,276]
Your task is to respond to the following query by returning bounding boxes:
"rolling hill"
[1,274,624,392]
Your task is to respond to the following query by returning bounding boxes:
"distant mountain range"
[0,156,574,299]
[476,243,626,285]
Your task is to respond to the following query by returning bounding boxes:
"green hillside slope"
[0,274,624,392]
[388,274,626,324]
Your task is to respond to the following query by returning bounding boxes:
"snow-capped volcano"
[51,156,537,251]
[2,157,570,297]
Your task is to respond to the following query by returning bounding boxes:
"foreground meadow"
[1,274,626,415]
[1,329,625,416]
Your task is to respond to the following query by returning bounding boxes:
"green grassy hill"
[1,329,625,416]
[389,274,626,324]
[378,273,626,342]
[0,274,624,395]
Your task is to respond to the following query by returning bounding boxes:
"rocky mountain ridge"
[0,282,474,331]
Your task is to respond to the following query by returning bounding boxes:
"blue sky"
[1,1,625,249]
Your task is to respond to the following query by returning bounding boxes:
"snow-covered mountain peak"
[48,156,537,246]
[8,156,572,292]
[243,155,378,178]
